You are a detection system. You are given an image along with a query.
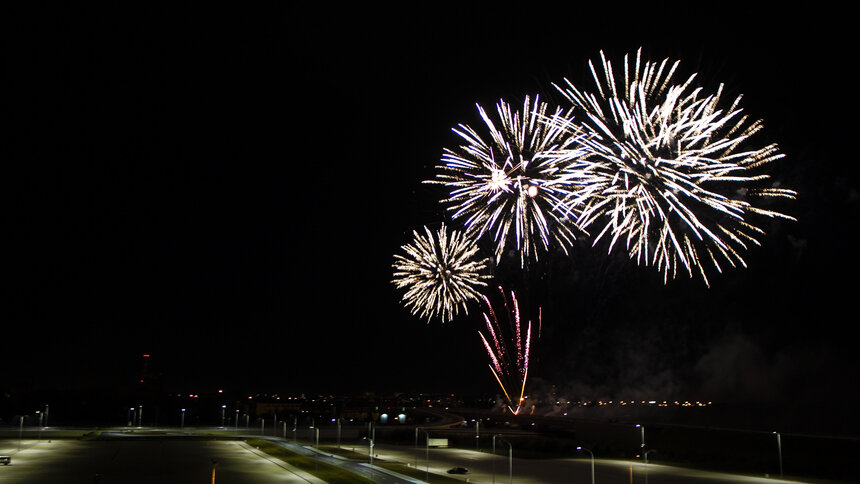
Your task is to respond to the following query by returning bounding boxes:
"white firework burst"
[392,224,490,323]
[428,95,590,265]
[548,49,796,286]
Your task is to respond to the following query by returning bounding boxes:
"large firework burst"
[392,224,490,323]
[428,95,589,265]
[479,286,538,415]
[548,49,796,285]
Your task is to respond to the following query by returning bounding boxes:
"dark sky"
[4,3,858,411]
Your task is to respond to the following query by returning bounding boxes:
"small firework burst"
[549,49,796,285]
[479,286,538,415]
[428,95,589,265]
[392,224,490,323]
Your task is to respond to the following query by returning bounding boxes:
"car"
[0,456,10,465]
[447,467,468,474]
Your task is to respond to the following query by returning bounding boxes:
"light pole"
[644,449,657,484]
[774,431,783,477]
[492,434,502,484]
[497,437,513,484]
[476,420,480,450]
[181,408,186,432]
[283,421,287,439]
[337,418,342,448]
[635,424,645,459]
[235,410,239,431]
[18,416,24,451]
[416,427,430,482]
[138,405,143,427]
[220,405,226,428]
[310,426,319,448]
[577,446,595,484]
[128,408,135,427]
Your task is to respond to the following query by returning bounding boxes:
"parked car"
[447,466,468,474]
[0,456,11,465]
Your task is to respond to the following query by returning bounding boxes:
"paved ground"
[368,443,808,484]
[0,438,323,484]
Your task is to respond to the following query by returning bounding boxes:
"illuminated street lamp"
[181,408,186,431]
[577,446,595,484]
[635,424,645,458]
[773,432,783,477]
[220,405,226,428]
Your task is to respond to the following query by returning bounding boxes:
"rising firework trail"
[478,287,538,414]
[428,95,590,266]
[548,49,796,286]
[392,224,490,323]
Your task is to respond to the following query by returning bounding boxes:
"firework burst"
[428,95,590,265]
[548,49,796,285]
[392,224,490,323]
[478,287,538,415]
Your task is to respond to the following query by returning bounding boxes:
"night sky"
[4,3,858,417]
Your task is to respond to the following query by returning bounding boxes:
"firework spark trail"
[547,48,796,286]
[392,224,490,323]
[428,95,591,265]
[479,287,537,415]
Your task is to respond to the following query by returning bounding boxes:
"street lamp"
[577,446,595,484]
[497,437,513,484]
[635,424,645,459]
[221,405,226,428]
[310,426,319,448]
[416,427,430,482]
[773,431,783,477]
[644,449,657,484]
[138,405,143,427]
[235,410,239,431]
[181,409,186,431]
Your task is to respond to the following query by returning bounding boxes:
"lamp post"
[773,432,783,477]
[18,416,24,451]
[235,410,239,431]
[283,421,287,439]
[635,424,645,459]
[497,437,512,484]
[220,405,226,428]
[181,408,186,432]
[476,420,480,450]
[138,405,143,427]
[644,449,657,484]
[577,446,595,484]
[416,427,430,482]
[310,426,319,448]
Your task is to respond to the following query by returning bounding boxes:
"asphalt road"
[369,443,808,484]
[0,438,323,484]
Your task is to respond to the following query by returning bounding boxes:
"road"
[367,443,809,484]
[0,431,819,484]
[0,438,323,484]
